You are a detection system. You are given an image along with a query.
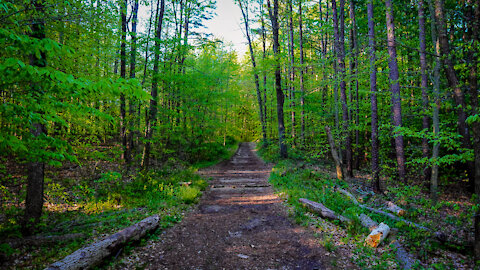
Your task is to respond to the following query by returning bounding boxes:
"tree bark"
[367,0,382,192]
[23,0,47,235]
[142,0,165,169]
[427,0,441,202]
[385,0,407,182]
[120,0,127,162]
[267,0,287,158]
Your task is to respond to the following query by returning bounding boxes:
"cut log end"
[365,222,390,248]
[386,201,406,216]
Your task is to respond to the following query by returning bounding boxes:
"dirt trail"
[120,143,337,269]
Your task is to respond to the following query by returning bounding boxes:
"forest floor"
[115,142,356,269]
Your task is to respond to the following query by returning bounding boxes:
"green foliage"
[178,186,201,204]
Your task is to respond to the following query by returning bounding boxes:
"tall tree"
[120,0,127,162]
[237,0,267,142]
[288,0,296,142]
[142,0,166,169]
[127,0,139,167]
[385,0,406,182]
[332,0,353,177]
[427,0,441,201]
[418,0,431,182]
[267,0,287,158]
[22,0,47,235]
[434,0,474,190]
[298,0,305,142]
[367,0,381,192]
[349,0,360,170]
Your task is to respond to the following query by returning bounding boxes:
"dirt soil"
[117,143,355,269]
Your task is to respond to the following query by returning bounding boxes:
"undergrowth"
[0,141,238,269]
[258,141,475,269]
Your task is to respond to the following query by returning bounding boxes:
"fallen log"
[4,233,85,248]
[357,214,416,269]
[46,215,160,270]
[335,188,435,234]
[359,213,377,231]
[392,240,416,270]
[299,198,350,223]
[365,222,390,248]
[339,188,471,252]
[336,187,359,205]
[386,201,406,216]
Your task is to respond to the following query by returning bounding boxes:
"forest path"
[120,143,335,269]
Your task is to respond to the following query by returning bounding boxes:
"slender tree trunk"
[261,3,268,139]
[127,0,139,167]
[267,0,287,158]
[427,0,441,201]
[120,0,127,162]
[299,0,305,143]
[367,0,381,192]
[434,0,474,191]
[385,0,407,182]
[332,0,352,177]
[349,0,360,170]
[288,0,296,144]
[23,0,47,235]
[418,0,431,183]
[142,0,165,169]
[238,0,266,142]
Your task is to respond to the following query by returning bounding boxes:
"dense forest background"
[0,0,479,268]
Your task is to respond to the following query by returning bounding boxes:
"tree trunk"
[142,0,165,169]
[434,0,474,191]
[238,0,266,142]
[127,0,139,167]
[385,0,407,182]
[418,0,431,183]
[260,4,268,137]
[23,0,47,235]
[120,0,128,162]
[332,0,352,177]
[349,0,360,170]
[298,0,305,143]
[427,0,441,202]
[267,0,287,158]
[288,0,296,144]
[367,0,382,192]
